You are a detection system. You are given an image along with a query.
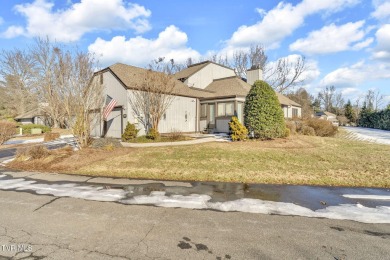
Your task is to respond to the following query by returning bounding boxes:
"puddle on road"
[124,182,280,203]
[1,173,390,223]
[122,182,390,211]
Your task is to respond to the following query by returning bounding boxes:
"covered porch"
[199,96,245,133]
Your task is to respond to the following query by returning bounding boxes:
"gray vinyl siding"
[127,90,197,136]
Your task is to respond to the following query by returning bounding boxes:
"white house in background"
[315,111,339,126]
[92,61,301,138]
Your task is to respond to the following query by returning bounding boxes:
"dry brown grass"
[7,135,390,188]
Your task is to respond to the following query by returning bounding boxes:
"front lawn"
[7,135,390,187]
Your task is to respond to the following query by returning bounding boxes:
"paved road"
[0,190,389,259]
[342,126,390,145]
[0,170,389,259]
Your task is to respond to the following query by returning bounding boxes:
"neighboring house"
[14,108,46,125]
[92,61,302,138]
[315,111,339,126]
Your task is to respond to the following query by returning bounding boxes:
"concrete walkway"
[121,134,230,148]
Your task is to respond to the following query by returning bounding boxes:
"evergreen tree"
[344,100,356,123]
[244,80,285,139]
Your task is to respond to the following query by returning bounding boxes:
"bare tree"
[0,49,38,117]
[317,85,345,114]
[32,38,67,128]
[264,55,306,93]
[365,90,384,111]
[148,57,187,75]
[128,69,176,134]
[48,47,104,147]
[229,45,305,93]
[232,45,267,79]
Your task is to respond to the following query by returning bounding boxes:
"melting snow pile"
[0,175,125,201]
[121,191,390,224]
[0,175,389,223]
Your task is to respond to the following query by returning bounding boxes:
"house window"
[217,103,225,116]
[200,104,207,117]
[217,102,234,116]
[226,103,234,116]
[100,74,103,84]
[292,108,298,117]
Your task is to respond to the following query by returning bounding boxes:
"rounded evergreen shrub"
[229,116,248,141]
[122,122,139,142]
[244,80,286,139]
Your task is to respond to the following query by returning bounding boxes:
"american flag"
[103,95,117,121]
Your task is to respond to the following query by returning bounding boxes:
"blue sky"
[0,0,389,105]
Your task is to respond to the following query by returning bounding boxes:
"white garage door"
[105,107,122,138]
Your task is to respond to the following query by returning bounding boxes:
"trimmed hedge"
[20,124,51,135]
[244,80,286,139]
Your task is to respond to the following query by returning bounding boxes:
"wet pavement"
[1,168,389,224]
[122,181,390,211]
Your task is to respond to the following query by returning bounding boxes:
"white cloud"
[88,25,201,67]
[225,0,359,50]
[2,0,151,42]
[1,26,25,38]
[371,1,390,21]
[290,21,371,54]
[321,61,390,87]
[372,24,390,61]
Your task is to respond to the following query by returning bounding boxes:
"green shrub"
[21,124,51,135]
[122,122,139,142]
[146,128,160,140]
[244,80,285,139]
[307,118,338,137]
[284,128,290,138]
[302,126,315,136]
[229,116,248,141]
[0,120,17,145]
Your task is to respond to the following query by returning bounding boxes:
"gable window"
[292,108,298,117]
[217,102,234,117]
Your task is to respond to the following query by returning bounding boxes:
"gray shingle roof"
[107,63,213,98]
[173,61,234,80]
[15,108,42,119]
[203,77,301,107]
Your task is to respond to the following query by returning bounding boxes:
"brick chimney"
[246,67,263,86]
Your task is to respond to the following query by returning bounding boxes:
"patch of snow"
[0,175,6,178]
[0,158,15,166]
[0,178,126,202]
[343,194,390,200]
[121,193,390,224]
[4,138,44,145]
[0,177,389,223]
